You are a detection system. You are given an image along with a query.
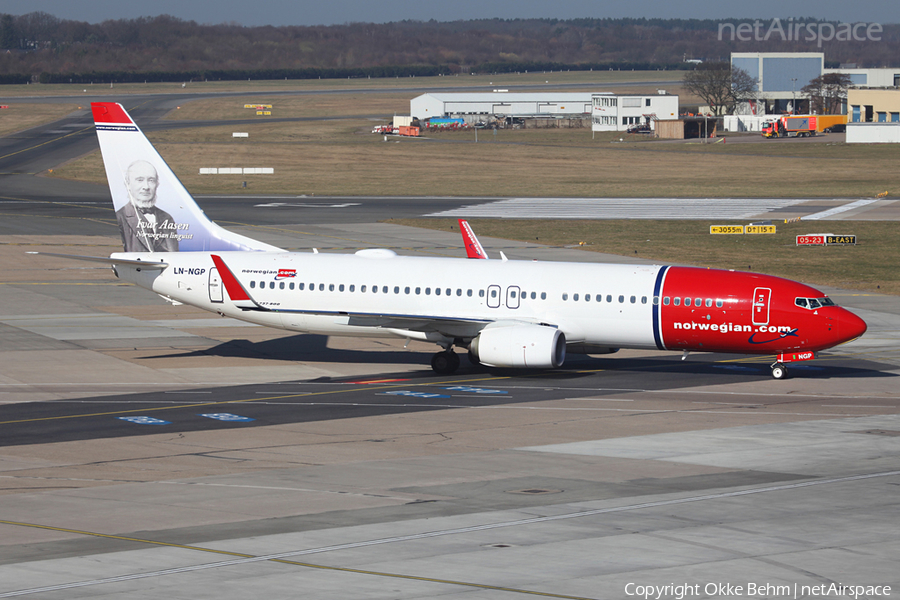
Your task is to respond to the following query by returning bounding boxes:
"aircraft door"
[487,285,501,308]
[209,268,223,303]
[506,286,520,309]
[752,287,771,325]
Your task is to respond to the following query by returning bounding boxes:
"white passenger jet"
[35,103,867,379]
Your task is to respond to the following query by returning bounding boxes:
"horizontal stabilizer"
[26,252,168,269]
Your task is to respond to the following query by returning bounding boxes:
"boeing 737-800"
[34,102,867,379]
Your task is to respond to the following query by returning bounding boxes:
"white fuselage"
[114,250,663,350]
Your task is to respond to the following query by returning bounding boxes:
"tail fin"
[91,102,281,253]
[458,219,489,259]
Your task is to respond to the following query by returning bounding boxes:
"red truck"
[762,116,817,138]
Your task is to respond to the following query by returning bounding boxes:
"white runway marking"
[800,198,878,220]
[427,197,808,220]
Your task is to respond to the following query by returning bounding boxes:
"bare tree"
[802,73,852,115]
[682,62,757,116]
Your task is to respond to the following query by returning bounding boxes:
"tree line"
[1,13,897,84]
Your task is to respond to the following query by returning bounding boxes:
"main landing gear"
[431,350,460,375]
[771,362,788,380]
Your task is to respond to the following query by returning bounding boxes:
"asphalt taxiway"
[0,100,898,599]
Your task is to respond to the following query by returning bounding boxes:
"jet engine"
[469,324,566,369]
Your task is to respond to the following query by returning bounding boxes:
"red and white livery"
[38,103,867,379]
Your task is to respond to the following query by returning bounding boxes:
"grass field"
[391,218,900,295]
[0,103,81,136]
[51,115,900,198]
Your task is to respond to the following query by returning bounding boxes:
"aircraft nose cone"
[839,309,867,343]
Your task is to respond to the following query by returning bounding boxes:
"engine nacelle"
[469,324,566,369]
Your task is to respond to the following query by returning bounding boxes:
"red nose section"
[839,309,867,344]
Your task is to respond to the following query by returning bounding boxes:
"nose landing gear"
[771,362,788,380]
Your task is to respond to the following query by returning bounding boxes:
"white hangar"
[411,92,594,122]
[411,91,679,132]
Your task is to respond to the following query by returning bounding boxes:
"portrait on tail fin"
[116,160,180,252]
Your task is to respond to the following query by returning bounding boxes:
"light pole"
[791,78,797,115]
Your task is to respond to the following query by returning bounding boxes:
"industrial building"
[846,88,900,142]
[848,88,900,123]
[590,92,679,133]
[410,91,679,131]
[731,52,824,114]
[730,52,900,116]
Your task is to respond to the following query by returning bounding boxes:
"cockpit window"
[796,297,836,310]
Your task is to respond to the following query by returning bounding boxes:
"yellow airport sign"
[746,225,777,234]
[710,225,744,234]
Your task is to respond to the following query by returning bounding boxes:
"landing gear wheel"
[431,351,460,375]
[771,363,788,380]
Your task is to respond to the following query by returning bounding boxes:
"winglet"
[458,219,489,259]
[210,254,264,310]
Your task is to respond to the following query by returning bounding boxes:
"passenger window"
[436,288,441,296]
[289,282,295,290]
[510,291,516,298]
[652,296,658,305]
[716,299,723,308]
[269,282,275,289]
[416,287,421,295]
[490,289,497,298]
[383,286,388,294]
[426,288,431,295]
[445,288,451,296]
[585,294,590,302]
[279,282,285,290]
[405,287,410,294]
[695,298,702,307]
[630,296,636,304]
[318,283,324,291]
[663,296,670,305]
[642,296,648,304]
[674,297,681,306]
[299,283,305,291]
[457,289,462,296]
[606,295,612,303]
[683,297,690,306]
[329,284,334,291]
[618,295,624,303]
[349,284,355,292]
[250,281,256,288]
[541,292,546,300]
[573,293,579,301]
[361,285,366,292]
[394,286,400,294]
[309,283,314,290]
[373,286,378,293]
[562,293,568,301]
[468,289,473,297]
[596,294,602,302]
[532,292,537,300]
[705,298,712,307]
